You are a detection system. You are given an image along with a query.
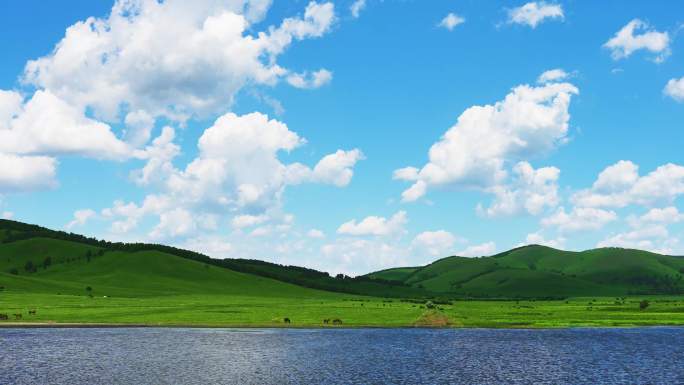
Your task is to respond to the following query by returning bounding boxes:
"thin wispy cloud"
[438,13,465,31]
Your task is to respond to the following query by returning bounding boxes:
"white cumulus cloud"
[102,112,362,241]
[507,2,563,28]
[0,152,57,193]
[23,0,337,123]
[337,211,407,236]
[572,161,684,208]
[537,69,569,84]
[603,19,670,62]
[664,77,684,102]
[395,74,578,203]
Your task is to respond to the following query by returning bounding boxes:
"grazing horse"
[28,310,37,315]
[0,314,8,320]
[332,319,343,325]
[323,319,330,324]
[283,318,291,324]
[13,313,22,320]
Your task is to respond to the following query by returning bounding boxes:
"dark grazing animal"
[323,319,330,324]
[283,318,291,324]
[28,310,37,315]
[0,314,8,320]
[13,313,22,320]
[332,319,343,325]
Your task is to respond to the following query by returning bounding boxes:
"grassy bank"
[3,293,684,328]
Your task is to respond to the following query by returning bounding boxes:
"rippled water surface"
[2,327,684,384]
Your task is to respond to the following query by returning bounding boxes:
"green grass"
[3,293,684,328]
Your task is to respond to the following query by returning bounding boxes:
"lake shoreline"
[3,322,684,329]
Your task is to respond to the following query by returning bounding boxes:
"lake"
[2,327,683,384]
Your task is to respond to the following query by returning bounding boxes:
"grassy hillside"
[1,247,336,298]
[0,219,426,298]
[366,245,684,298]
[3,219,684,301]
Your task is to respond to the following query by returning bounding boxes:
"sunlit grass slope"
[0,242,336,299]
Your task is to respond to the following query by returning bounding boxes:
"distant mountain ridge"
[2,219,684,299]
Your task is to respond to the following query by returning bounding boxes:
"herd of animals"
[282,318,343,325]
[0,309,36,320]
[0,311,343,325]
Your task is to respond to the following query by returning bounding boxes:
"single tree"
[24,260,36,273]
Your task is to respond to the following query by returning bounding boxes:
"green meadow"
[2,219,684,328]
[4,293,684,328]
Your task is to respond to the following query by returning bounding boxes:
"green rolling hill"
[1,219,684,300]
[368,245,684,297]
[0,219,424,299]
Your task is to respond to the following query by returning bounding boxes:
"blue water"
[1,327,683,384]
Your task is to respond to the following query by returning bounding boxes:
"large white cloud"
[572,161,684,208]
[159,112,362,212]
[337,211,407,236]
[603,19,670,62]
[0,90,132,159]
[1,1,338,195]
[103,111,362,240]
[395,75,578,203]
[0,153,57,192]
[23,0,336,124]
[507,2,563,28]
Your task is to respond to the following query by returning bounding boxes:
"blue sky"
[1,0,684,274]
